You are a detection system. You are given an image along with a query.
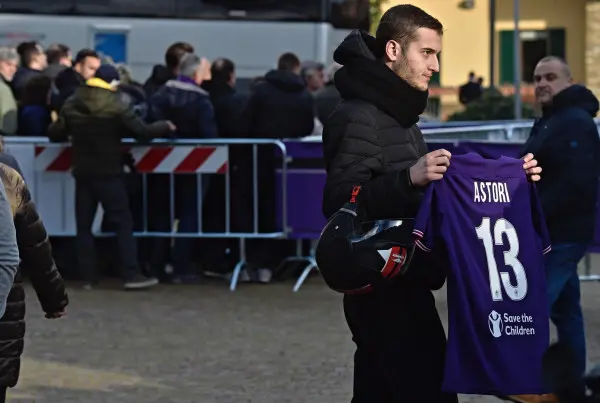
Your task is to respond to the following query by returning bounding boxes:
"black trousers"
[75,176,139,282]
[0,387,6,403]
[344,281,458,403]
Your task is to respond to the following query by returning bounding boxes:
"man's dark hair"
[211,58,235,83]
[21,75,52,106]
[165,42,194,71]
[277,52,300,72]
[46,43,70,65]
[74,49,100,65]
[375,4,443,54]
[16,41,43,67]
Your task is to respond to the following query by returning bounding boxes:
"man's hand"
[409,149,452,187]
[45,309,66,319]
[522,153,542,182]
[166,121,177,131]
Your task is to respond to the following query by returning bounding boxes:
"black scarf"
[333,31,429,128]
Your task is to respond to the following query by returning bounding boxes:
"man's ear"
[385,40,400,62]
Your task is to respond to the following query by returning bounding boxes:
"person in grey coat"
[0,177,19,317]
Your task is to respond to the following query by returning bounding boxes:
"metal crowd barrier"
[2,137,289,291]
[4,119,600,292]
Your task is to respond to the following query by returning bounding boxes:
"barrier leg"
[273,239,303,277]
[292,240,319,292]
[230,238,247,291]
[293,258,317,292]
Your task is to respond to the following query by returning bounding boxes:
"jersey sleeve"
[412,184,441,253]
[529,183,551,255]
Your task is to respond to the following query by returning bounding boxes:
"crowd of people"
[0,39,344,289]
[0,41,342,138]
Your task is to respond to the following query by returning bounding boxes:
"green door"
[548,28,566,60]
[499,30,514,84]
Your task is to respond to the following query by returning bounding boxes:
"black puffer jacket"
[243,70,314,139]
[322,29,429,220]
[0,163,68,388]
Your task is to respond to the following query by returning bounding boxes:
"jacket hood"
[70,82,118,114]
[549,84,600,117]
[264,70,306,93]
[333,30,429,128]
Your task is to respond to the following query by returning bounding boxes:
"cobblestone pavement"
[8,268,600,403]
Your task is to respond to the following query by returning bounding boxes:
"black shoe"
[124,275,159,290]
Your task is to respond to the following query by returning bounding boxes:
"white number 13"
[475,217,527,301]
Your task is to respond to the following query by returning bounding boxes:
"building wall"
[586,1,600,96]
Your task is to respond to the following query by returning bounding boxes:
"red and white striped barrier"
[34,145,228,173]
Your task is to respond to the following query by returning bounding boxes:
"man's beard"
[390,57,423,90]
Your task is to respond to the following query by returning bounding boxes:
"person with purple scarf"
[147,53,217,283]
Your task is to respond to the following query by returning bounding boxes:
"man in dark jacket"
[202,58,246,138]
[44,43,71,81]
[242,52,315,282]
[48,64,175,290]
[0,162,68,403]
[147,53,216,283]
[143,42,194,98]
[148,53,217,139]
[11,41,46,103]
[522,56,600,382]
[322,5,541,403]
[201,58,248,272]
[52,49,101,112]
[458,71,482,105]
[244,52,314,139]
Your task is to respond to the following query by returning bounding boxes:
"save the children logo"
[488,310,503,338]
[488,310,536,337]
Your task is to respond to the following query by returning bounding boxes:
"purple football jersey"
[413,153,551,395]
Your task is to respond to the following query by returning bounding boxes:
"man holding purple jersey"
[321,4,542,402]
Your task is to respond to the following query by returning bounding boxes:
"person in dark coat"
[522,56,600,385]
[17,75,52,136]
[0,162,68,403]
[202,58,246,138]
[243,52,314,139]
[458,71,482,105]
[241,52,315,283]
[11,42,46,103]
[201,58,248,273]
[44,43,71,82]
[52,49,101,112]
[48,64,175,290]
[321,6,540,403]
[143,42,194,98]
[146,53,216,283]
